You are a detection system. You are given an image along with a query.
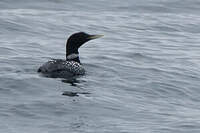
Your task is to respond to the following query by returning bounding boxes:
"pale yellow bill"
[89,34,104,39]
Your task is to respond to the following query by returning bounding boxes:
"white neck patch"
[66,53,79,60]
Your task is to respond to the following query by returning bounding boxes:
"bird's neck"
[66,42,80,63]
[66,53,80,63]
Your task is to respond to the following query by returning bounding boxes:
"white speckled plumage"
[38,59,85,76]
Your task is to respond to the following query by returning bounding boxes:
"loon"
[38,32,103,78]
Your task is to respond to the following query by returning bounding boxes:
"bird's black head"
[66,32,103,63]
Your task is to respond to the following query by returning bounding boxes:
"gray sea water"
[1,0,200,132]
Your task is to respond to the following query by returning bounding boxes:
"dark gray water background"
[0,0,200,132]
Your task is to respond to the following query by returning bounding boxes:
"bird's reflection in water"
[61,77,90,97]
[62,91,90,97]
[61,77,84,87]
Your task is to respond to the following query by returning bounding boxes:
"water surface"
[0,0,200,132]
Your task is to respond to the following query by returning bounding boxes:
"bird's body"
[38,59,85,77]
[38,32,103,78]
